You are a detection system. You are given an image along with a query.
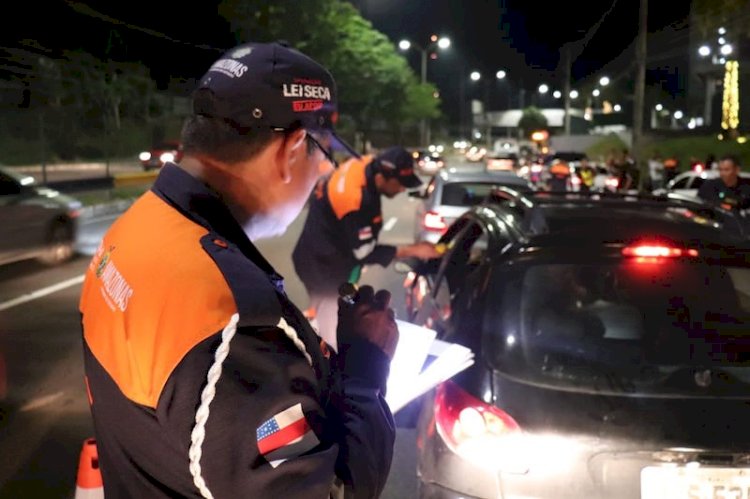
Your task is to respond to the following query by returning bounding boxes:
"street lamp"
[719,27,727,35]
[553,90,562,99]
[592,89,601,97]
[599,76,610,86]
[538,84,549,94]
[718,37,726,45]
[399,35,451,146]
[398,36,451,84]
[721,44,733,56]
[496,70,506,80]
[614,104,622,112]
[655,103,664,111]
[674,110,684,120]
[470,71,481,81]
[570,90,579,99]
[699,45,711,57]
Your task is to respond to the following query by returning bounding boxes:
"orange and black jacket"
[292,156,396,294]
[79,164,394,498]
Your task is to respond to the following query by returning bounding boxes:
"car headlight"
[139,152,151,161]
[160,152,175,163]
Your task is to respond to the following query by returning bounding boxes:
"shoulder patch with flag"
[358,226,373,240]
[256,403,319,468]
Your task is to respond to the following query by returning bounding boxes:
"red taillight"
[623,244,699,265]
[622,244,698,258]
[606,178,619,187]
[434,381,525,471]
[693,163,705,173]
[423,211,447,231]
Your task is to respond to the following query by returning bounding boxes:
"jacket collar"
[151,163,285,290]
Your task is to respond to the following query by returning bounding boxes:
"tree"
[692,0,750,38]
[518,107,548,138]
[218,0,440,144]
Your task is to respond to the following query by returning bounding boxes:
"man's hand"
[338,285,399,359]
[396,242,442,260]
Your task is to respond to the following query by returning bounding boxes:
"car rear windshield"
[487,259,750,396]
[442,181,529,207]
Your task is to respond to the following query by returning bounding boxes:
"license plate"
[641,466,750,499]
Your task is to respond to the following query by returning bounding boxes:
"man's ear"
[373,172,386,192]
[276,128,307,184]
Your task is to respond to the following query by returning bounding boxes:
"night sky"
[4,1,691,123]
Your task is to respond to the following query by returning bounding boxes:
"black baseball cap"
[193,42,359,158]
[374,147,422,189]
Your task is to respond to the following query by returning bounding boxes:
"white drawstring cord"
[276,317,313,367]
[188,313,313,498]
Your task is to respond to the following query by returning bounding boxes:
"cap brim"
[331,132,360,159]
[399,173,423,189]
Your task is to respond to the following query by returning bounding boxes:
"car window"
[690,176,706,190]
[441,181,529,207]
[670,176,691,189]
[0,172,21,196]
[486,259,750,397]
[426,221,493,336]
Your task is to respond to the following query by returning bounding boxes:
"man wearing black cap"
[80,42,397,498]
[293,147,440,348]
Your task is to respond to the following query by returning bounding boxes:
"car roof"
[437,169,529,186]
[480,192,749,249]
[0,165,35,185]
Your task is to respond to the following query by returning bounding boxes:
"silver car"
[0,167,81,266]
[413,169,533,243]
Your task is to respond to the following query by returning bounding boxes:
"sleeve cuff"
[337,337,391,393]
[362,245,397,267]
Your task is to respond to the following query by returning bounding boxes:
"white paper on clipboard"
[385,320,475,413]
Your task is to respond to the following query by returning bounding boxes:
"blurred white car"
[656,170,750,200]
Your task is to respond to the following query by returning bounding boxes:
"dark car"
[139,140,183,170]
[404,190,750,499]
[0,166,81,266]
[413,149,447,174]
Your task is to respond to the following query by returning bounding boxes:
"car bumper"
[141,160,164,169]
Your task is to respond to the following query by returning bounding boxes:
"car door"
[413,215,509,339]
[0,172,37,263]
[667,174,695,198]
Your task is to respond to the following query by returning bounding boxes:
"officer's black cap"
[193,42,358,158]
[375,147,422,189]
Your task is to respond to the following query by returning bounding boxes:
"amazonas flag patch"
[256,403,319,468]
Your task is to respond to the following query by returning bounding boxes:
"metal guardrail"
[46,170,158,193]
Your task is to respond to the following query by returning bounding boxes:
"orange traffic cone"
[75,438,104,499]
